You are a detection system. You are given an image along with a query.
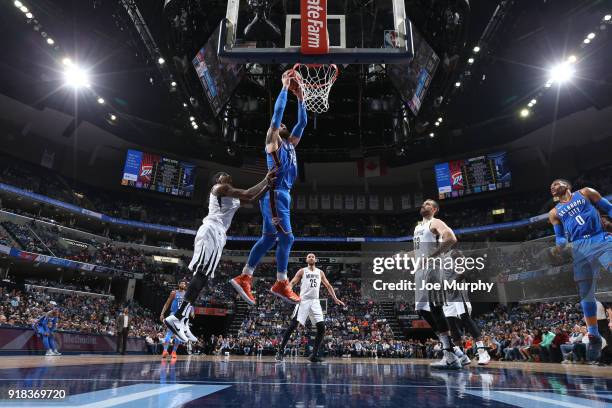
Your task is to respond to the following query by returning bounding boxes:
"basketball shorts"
[571,232,611,282]
[260,189,292,234]
[414,267,447,311]
[443,301,472,318]
[291,299,324,326]
[189,220,226,278]
[164,329,181,344]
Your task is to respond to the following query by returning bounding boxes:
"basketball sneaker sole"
[269,288,300,304]
[164,317,188,342]
[229,278,256,306]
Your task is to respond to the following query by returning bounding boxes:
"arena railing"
[2,181,610,242]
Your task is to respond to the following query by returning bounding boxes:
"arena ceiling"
[0,0,610,167]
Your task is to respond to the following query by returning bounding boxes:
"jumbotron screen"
[121,149,195,198]
[434,152,511,200]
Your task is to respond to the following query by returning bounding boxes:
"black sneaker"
[275,351,284,362]
[308,354,324,363]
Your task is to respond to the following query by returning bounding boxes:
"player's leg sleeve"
[247,233,277,269]
[447,316,462,343]
[276,232,295,273]
[460,312,482,339]
[577,279,597,318]
[312,322,325,356]
[418,309,438,333]
[430,305,450,333]
[280,319,298,352]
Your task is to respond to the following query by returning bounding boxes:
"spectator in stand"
[561,325,584,364]
[518,330,534,361]
[539,328,556,362]
[116,308,130,355]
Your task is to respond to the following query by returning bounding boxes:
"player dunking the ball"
[164,170,275,341]
[231,70,307,305]
[275,253,345,363]
[549,179,611,361]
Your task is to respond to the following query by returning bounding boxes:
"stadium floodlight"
[170,81,177,87]
[545,80,552,88]
[429,132,435,138]
[157,57,165,65]
[587,32,596,40]
[454,81,461,87]
[468,57,474,64]
[46,38,54,45]
[62,57,72,66]
[437,117,443,123]
[583,38,591,44]
[97,97,105,104]
[434,122,440,127]
[548,62,575,84]
[520,108,530,118]
[20,6,28,13]
[529,99,537,105]
[189,116,195,121]
[25,12,33,19]
[109,114,117,121]
[14,1,23,8]
[63,65,90,89]
[182,102,188,108]
[473,46,480,53]
[605,14,611,21]
[567,55,577,63]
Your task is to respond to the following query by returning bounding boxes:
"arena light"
[63,65,90,89]
[519,108,530,118]
[548,62,575,84]
[189,116,195,121]
[605,14,611,21]
[25,12,33,19]
[473,46,480,53]
[109,114,117,121]
[46,38,54,45]
[182,102,188,108]
[467,57,474,64]
[545,80,553,88]
[587,32,596,40]
[437,117,443,123]
[97,97,105,104]
[170,81,177,87]
[567,55,577,63]
[62,57,72,66]
[583,38,591,44]
[14,1,23,7]
[434,122,440,127]
[429,132,435,138]
[157,57,165,65]
[454,81,461,87]
[20,6,28,13]
[529,99,537,105]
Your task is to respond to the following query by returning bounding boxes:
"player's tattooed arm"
[160,290,175,322]
[321,271,345,306]
[289,268,304,289]
[581,187,612,217]
[429,219,458,257]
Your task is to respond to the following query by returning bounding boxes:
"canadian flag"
[357,156,387,178]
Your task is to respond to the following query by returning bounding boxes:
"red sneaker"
[171,351,177,360]
[270,280,300,304]
[230,274,256,305]
[161,350,168,359]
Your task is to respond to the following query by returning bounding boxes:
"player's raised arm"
[548,208,567,247]
[266,72,292,153]
[289,268,304,289]
[215,170,276,204]
[581,187,612,217]
[320,271,345,306]
[430,218,458,257]
[288,87,307,147]
[160,291,176,322]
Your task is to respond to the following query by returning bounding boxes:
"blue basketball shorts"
[260,189,292,234]
[571,232,611,282]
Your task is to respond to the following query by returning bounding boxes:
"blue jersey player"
[231,70,306,306]
[160,281,187,359]
[549,179,612,361]
[33,307,60,356]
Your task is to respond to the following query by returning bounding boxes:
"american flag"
[240,156,268,176]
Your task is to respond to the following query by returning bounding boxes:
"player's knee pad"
[315,321,325,336]
[580,299,597,318]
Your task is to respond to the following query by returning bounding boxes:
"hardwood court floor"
[0,355,610,407]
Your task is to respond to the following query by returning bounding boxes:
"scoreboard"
[121,149,195,198]
[434,152,511,200]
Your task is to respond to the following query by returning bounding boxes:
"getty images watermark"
[370,252,494,293]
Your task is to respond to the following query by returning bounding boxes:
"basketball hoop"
[292,63,339,114]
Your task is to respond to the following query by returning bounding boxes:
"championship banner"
[301,0,328,54]
[384,196,394,211]
[0,327,147,354]
[369,195,379,210]
[356,195,366,210]
[414,192,423,207]
[309,194,319,210]
[345,195,354,210]
[333,194,343,210]
[321,194,331,210]
[401,194,412,209]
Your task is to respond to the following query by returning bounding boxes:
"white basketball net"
[293,64,339,114]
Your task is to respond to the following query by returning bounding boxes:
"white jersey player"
[164,170,276,341]
[276,253,344,363]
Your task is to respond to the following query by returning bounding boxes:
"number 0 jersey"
[299,267,322,300]
[555,191,604,242]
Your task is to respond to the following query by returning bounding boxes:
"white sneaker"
[164,315,188,342]
[52,350,61,356]
[430,350,462,370]
[454,346,471,366]
[184,323,197,342]
[477,349,491,365]
[45,350,55,356]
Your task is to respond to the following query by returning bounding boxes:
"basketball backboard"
[218,0,414,64]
